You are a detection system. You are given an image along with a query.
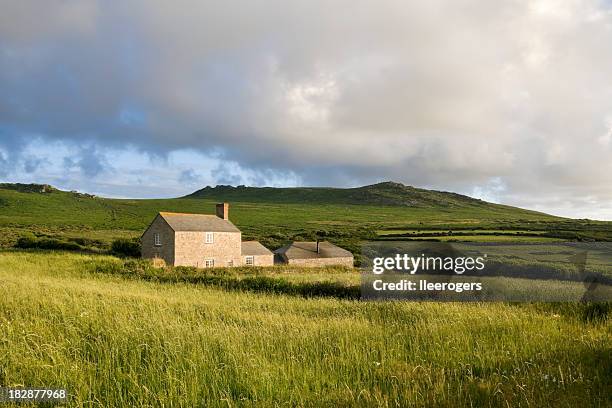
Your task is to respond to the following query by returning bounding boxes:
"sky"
[1,0,611,219]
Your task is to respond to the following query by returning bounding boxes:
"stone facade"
[174,231,242,267]
[141,215,175,266]
[282,257,354,268]
[242,253,274,266]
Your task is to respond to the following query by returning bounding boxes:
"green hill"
[0,181,554,230]
[0,182,610,250]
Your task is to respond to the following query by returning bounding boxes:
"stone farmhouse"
[141,203,354,268]
[141,203,273,267]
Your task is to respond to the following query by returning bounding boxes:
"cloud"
[0,0,611,218]
[62,145,109,177]
[178,168,202,185]
[212,163,244,186]
[471,177,507,204]
[23,155,47,173]
[0,151,8,177]
[209,161,301,187]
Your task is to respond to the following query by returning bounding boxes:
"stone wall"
[285,256,354,268]
[141,215,175,266]
[174,231,242,267]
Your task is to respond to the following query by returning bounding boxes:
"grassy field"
[0,250,610,407]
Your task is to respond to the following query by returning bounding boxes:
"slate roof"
[274,241,353,259]
[158,212,241,233]
[241,241,273,256]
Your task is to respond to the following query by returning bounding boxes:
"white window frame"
[205,232,214,244]
[154,233,161,246]
[245,256,254,266]
[204,259,214,268]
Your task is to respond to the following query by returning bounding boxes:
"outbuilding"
[241,241,274,266]
[274,241,354,268]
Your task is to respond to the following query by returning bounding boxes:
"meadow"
[0,250,610,407]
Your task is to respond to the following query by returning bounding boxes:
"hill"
[186,181,506,208]
[0,182,610,251]
[0,182,59,194]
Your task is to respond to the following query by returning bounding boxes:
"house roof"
[274,241,353,260]
[158,212,241,233]
[241,241,273,256]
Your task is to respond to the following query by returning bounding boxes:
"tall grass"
[0,251,610,407]
[88,258,360,299]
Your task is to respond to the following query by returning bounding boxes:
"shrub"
[111,238,141,258]
[37,238,82,251]
[67,237,106,248]
[14,234,83,251]
[15,233,38,249]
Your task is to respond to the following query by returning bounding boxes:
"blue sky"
[1,0,612,219]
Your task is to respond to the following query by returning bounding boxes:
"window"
[245,256,254,266]
[205,232,214,244]
[154,233,161,246]
[204,259,214,268]
[227,260,233,267]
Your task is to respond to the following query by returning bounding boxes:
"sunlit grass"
[0,250,609,407]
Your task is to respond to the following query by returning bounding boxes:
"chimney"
[316,240,320,254]
[216,202,229,220]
